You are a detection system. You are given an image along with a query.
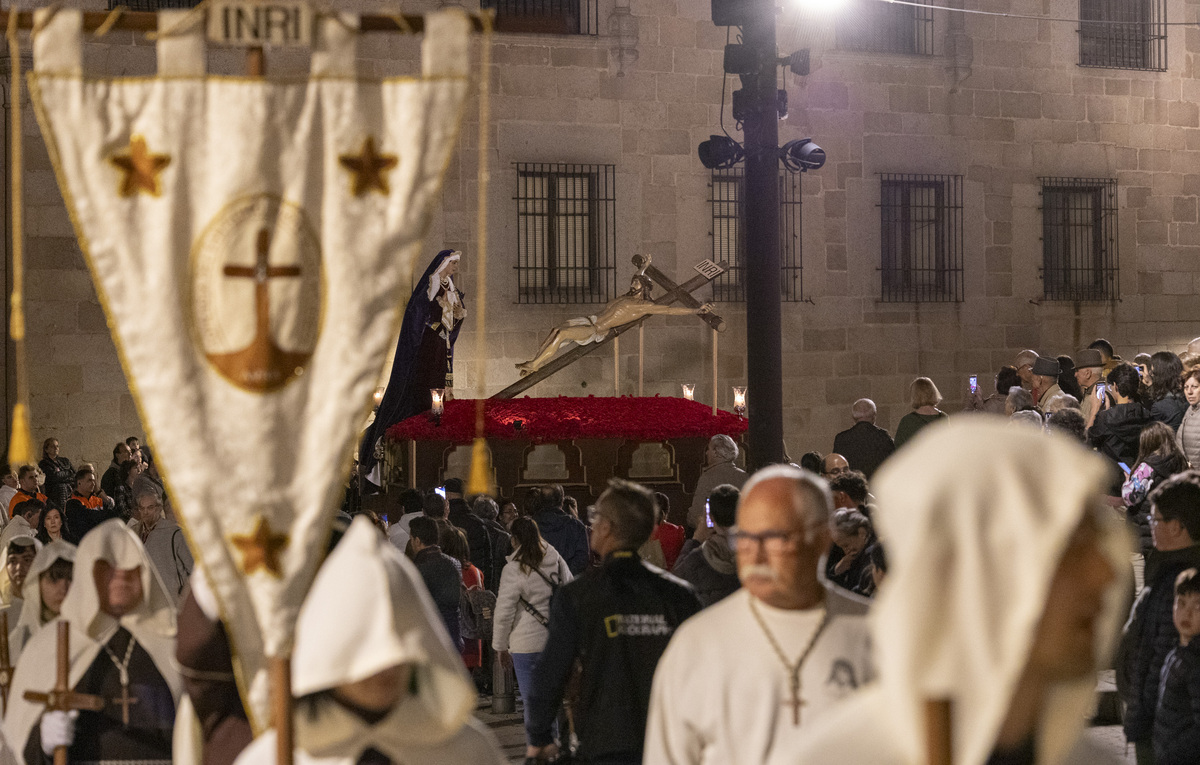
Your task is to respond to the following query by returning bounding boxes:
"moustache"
[738,564,780,583]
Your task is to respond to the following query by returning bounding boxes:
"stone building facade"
[3,0,1199,469]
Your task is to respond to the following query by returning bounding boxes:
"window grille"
[878,174,963,303]
[1079,0,1166,71]
[1040,177,1119,301]
[835,0,935,55]
[108,0,202,8]
[514,163,616,304]
[480,0,599,35]
[709,168,803,303]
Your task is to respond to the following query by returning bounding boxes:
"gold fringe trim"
[466,10,493,497]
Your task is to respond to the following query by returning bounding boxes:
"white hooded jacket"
[794,419,1130,765]
[234,517,505,765]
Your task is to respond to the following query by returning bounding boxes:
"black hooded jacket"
[1153,638,1200,765]
[1090,402,1153,468]
[1121,544,1200,743]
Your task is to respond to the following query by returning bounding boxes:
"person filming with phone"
[1076,349,1110,429]
[673,484,741,608]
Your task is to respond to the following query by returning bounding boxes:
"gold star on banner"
[231,516,289,578]
[339,137,398,197]
[109,135,171,198]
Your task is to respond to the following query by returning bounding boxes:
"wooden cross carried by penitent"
[0,611,15,715]
[493,255,728,399]
[23,622,106,765]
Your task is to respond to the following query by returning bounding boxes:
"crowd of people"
[4,336,1200,765]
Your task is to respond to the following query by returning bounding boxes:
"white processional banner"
[28,7,471,729]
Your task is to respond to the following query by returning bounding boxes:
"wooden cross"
[23,623,106,765]
[492,256,729,399]
[0,611,14,715]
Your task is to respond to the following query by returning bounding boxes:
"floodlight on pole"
[697,135,745,169]
[780,139,826,172]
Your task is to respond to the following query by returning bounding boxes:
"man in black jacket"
[1089,363,1152,468]
[443,478,492,581]
[1121,471,1200,763]
[531,483,590,575]
[410,516,464,651]
[831,399,895,479]
[525,479,701,765]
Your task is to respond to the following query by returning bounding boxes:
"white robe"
[234,518,505,765]
[3,520,179,765]
[644,586,872,765]
[793,419,1131,765]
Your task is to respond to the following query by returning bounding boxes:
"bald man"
[1015,350,1039,391]
[645,465,872,765]
[832,399,895,479]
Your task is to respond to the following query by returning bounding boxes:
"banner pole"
[271,656,294,765]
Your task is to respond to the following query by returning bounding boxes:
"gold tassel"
[465,436,492,496]
[466,11,493,495]
[7,10,31,467]
[7,403,31,465]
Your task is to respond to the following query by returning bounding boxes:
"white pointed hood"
[796,418,1130,765]
[10,539,76,660]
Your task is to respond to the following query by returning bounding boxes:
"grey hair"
[1043,392,1080,415]
[472,496,499,521]
[1006,386,1035,414]
[709,434,739,464]
[851,398,876,423]
[131,477,162,505]
[1010,409,1045,428]
[740,464,832,543]
[831,508,871,538]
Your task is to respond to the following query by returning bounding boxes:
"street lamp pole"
[741,0,785,470]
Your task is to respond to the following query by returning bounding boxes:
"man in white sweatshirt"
[644,464,872,765]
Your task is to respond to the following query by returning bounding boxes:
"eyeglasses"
[1149,513,1167,526]
[587,506,604,525]
[730,528,801,554]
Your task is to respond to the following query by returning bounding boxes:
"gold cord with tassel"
[466,10,494,497]
[6,10,31,465]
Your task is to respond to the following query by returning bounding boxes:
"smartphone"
[968,375,979,395]
[1118,462,1131,474]
[434,487,446,499]
[1096,382,1107,399]
[705,499,713,528]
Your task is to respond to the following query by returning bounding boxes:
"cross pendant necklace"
[748,598,828,727]
[101,635,139,727]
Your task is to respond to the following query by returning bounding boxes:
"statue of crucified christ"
[517,265,715,376]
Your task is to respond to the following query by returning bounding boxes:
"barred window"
[480,0,599,34]
[108,0,201,8]
[1079,0,1166,71]
[835,0,935,55]
[709,169,803,302]
[878,174,963,303]
[515,163,616,304]
[1040,178,1119,302]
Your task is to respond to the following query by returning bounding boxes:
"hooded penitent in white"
[0,519,41,617]
[3,519,179,761]
[794,419,1130,765]
[234,517,505,765]
[9,539,76,662]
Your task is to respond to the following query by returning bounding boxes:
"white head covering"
[288,517,489,759]
[795,418,1130,765]
[3,519,181,758]
[426,250,461,301]
[0,518,42,606]
[10,539,77,659]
